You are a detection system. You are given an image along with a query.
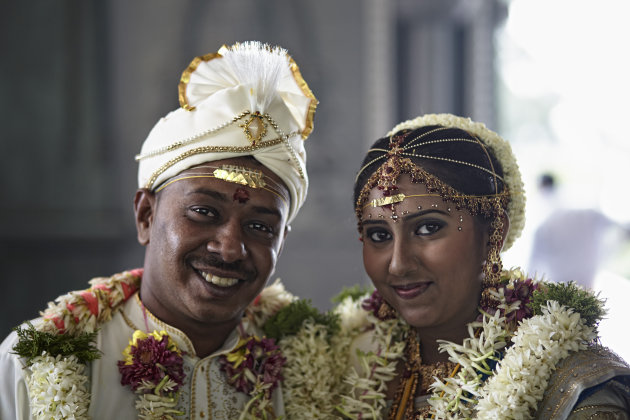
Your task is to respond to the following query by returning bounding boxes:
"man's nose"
[206,219,247,263]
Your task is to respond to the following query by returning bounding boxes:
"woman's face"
[360,174,490,333]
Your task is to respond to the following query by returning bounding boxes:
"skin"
[134,157,290,358]
[361,174,496,364]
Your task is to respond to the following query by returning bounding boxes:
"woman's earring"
[378,300,398,320]
[481,200,505,311]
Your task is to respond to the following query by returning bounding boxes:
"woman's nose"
[206,219,247,263]
[388,237,417,277]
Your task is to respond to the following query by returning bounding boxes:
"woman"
[333,114,630,419]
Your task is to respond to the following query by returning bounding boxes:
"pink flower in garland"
[503,278,539,323]
[480,278,540,324]
[117,330,185,393]
[219,335,286,397]
[361,289,397,321]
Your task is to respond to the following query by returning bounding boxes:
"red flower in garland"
[480,278,540,324]
[117,330,185,393]
[362,289,398,321]
[219,335,286,397]
[503,278,539,323]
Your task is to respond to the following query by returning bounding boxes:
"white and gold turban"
[136,41,318,222]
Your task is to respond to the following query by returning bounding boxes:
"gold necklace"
[388,330,458,420]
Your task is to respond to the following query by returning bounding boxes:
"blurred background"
[1,0,629,359]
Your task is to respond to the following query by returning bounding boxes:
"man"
[0,41,317,419]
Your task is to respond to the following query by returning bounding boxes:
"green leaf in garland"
[11,322,102,366]
[331,284,373,304]
[263,299,340,341]
[528,281,606,328]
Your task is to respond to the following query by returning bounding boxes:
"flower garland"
[280,319,351,419]
[334,293,406,419]
[13,269,141,420]
[219,331,286,420]
[118,330,186,419]
[26,352,90,419]
[335,269,603,420]
[13,273,341,420]
[474,301,595,418]
[247,282,350,419]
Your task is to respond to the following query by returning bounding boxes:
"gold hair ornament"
[385,114,525,251]
[355,124,513,287]
[355,127,511,226]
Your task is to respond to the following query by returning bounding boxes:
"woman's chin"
[396,306,437,330]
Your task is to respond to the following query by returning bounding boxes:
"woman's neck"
[415,313,478,364]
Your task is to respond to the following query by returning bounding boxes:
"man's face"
[135,157,290,332]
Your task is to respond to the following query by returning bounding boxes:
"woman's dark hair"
[353,125,505,210]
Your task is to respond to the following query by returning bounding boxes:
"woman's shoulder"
[535,345,630,419]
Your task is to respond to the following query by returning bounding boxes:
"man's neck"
[138,286,241,358]
[182,321,240,358]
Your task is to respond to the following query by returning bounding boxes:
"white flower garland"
[336,271,598,420]
[280,319,350,419]
[23,271,141,420]
[27,352,90,420]
[335,305,406,419]
[387,113,525,251]
[430,310,509,418]
[475,301,595,419]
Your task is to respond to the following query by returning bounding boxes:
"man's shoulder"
[0,329,20,361]
[0,318,46,363]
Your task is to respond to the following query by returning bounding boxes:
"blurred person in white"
[529,173,630,289]
[0,41,327,420]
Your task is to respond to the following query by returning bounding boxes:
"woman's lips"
[391,282,431,299]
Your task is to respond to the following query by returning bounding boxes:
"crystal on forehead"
[213,165,267,188]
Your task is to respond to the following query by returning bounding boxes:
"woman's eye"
[416,222,442,235]
[367,229,391,243]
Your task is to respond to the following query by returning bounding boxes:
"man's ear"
[134,189,156,246]
[278,224,291,257]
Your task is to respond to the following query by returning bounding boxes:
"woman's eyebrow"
[362,209,449,225]
[402,209,449,221]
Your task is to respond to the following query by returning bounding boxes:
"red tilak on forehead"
[233,187,250,203]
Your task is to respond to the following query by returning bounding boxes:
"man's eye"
[416,222,442,235]
[248,222,274,235]
[366,229,391,243]
[190,206,216,217]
